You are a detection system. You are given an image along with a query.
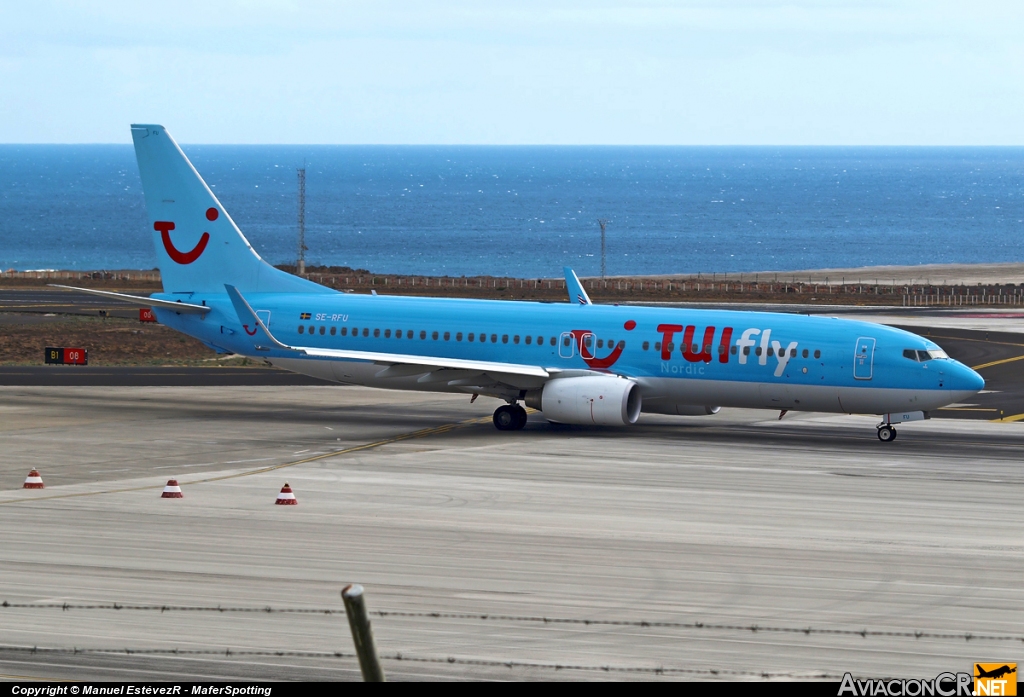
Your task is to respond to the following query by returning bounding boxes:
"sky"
[1,1,1022,145]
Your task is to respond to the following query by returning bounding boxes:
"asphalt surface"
[0,386,1021,681]
[0,287,150,319]
[0,366,330,386]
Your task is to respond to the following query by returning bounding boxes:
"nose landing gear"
[493,403,528,431]
[876,425,897,442]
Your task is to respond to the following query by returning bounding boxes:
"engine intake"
[532,376,642,426]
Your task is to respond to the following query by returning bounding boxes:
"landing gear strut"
[493,404,528,431]
[876,425,897,442]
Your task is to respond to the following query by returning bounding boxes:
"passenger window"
[525,336,532,345]
[456,332,463,341]
[308,325,315,334]
[444,332,450,340]
[491,334,498,343]
[692,344,699,353]
[583,335,593,348]
[384,329,391,338]
[563,336,571,347]
[468,333,475,342]
[298,325,304,334]
[743,346,750,356]
[755,347,762,356]
[655,342,661,351]
[814,349,820,359]
[597,339,604,348]
[667,342,674,351]
[502,334,508,344]
[790,348,796,357]
[731,346,737,355]
[330,327,336,336]
[642,341,649,351]
[363,328,369,337]
[538,336,544,345]
[432,331,439,340]
[341,327,348,336]
[420,330,426,340]
[718,345,727,355]
[550,337,556,346]
[607,338,615,347]
[802,348,808,358]
[374,328,380,338]
[766,347,773,357]
[513,335,520,344]
[618,341,625,349]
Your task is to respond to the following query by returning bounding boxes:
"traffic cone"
[161,479,183,498]
[23,469,44,489]
[275,483,297,505]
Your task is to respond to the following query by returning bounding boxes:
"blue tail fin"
[130,124,331,295]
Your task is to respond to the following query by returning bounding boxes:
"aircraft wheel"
[493,405,518,431]
[512,405,528,430]
[877,425,897,442]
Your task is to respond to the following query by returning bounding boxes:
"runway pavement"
[0,385,1021,681]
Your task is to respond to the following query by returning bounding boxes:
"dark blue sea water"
[2,145,1023,277]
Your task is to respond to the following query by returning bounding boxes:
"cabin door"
[853,337,875,380]
[559,332,575,359]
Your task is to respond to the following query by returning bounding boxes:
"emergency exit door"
[854,337,875,380]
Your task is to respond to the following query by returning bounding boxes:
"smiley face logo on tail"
[154,207,217,264]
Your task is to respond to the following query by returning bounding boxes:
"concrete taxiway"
[0,385,1022,681]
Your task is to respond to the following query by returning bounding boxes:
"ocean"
[1,145,1022,277]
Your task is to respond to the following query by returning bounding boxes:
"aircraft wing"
[48,284,211,315]
[224,285,550,383]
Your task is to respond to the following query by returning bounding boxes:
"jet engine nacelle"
[533,376,642,426]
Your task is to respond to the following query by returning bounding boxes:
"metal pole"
[342,584,385,682]
[597,219,607,278]
[297,165,307,276]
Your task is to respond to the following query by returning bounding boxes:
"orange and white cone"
[23,469,44,489]
[161,479,183,498]
[275,483,297,505]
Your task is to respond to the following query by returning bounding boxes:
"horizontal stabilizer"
[49,285,211,314]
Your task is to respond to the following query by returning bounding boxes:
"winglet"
[224,284,301,353]
[563,267,592,306]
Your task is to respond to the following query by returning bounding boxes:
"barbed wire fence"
[4,595,1020,680]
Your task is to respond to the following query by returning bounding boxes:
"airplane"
[57,124,985,442]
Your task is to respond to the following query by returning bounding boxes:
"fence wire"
[0,645,837,678]
[3,601,1021,644]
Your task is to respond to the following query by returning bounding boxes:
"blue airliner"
[61,125,984,442]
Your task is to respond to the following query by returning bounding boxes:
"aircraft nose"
[950,361,985,397]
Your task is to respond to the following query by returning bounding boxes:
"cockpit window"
[904,348,949,362]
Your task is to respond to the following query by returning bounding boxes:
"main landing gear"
[876,425,897,442]
[493,403,528,431]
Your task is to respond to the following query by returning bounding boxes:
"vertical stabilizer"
[130,124,331,295]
